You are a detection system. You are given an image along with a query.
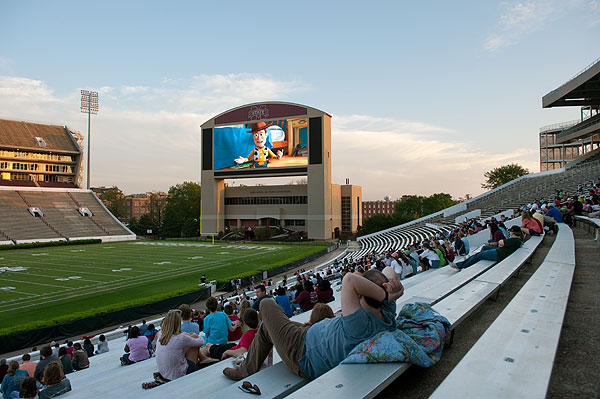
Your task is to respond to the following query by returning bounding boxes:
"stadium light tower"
[80,90,99,189]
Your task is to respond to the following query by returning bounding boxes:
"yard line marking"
[0,278,72,288]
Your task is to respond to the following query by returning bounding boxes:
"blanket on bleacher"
[342,303,450,367]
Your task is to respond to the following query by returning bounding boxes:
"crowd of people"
[4,182,597,396]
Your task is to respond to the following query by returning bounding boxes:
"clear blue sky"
[1,1,598,199]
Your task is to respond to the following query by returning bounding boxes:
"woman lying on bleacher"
[155,310,205,381]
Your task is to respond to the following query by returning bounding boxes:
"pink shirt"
[522,218,542,233]
[126,336,151,362]
[156,333,204,380]
[19,360,37,377]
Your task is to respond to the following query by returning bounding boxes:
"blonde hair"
[238,299,251,324]
[159,310,182,346]
[42,361,63,386]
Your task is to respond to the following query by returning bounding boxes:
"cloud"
[0,74,308,193]
[331,115,538,199]
[483,0,592,52]
[0,75,540,199]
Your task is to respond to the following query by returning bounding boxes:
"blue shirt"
[546,207,563,223]
[1,369,28,399]
[275,294,293,317]
[299,301,397,380]
[181,320,200,334]
[462,238,470,254]
[203,312,232,345]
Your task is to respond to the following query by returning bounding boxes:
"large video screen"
[213,118,308,171]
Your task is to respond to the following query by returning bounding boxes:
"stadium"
[0,58,599,399]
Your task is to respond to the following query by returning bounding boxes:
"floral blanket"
[342,303,450,367]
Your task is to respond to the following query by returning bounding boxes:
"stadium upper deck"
[542,58,600,144]
[0,118,83,187]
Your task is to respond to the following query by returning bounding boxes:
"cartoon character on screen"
[234,122,283,168]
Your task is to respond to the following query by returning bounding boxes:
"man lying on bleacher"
[451,225,523,270]
[222,267,404,380]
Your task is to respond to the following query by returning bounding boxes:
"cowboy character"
[234,122,283,168]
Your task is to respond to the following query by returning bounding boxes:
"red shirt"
[227,315,242,341]
[229,329,257,352]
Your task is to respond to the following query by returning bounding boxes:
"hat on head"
[246,121,273,134]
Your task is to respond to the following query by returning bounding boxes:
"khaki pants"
[239,299,309,378]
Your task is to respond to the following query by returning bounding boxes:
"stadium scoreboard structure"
[201,102,357,240]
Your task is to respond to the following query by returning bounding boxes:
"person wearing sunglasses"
[223,267,403,380]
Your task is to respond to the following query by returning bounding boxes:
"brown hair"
[19,377,38,398]
[7,360,19,376]
[178,303,192,320]
[42,361,63,386]
[242,308,259,329]
[308,303,334,326]
[206,297,218,312]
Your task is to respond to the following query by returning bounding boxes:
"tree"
[99,187,128,220]
[161,182,201,238]
[482,164,529,190]
[394,193,457,222]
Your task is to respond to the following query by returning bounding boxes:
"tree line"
[100,182,201,238]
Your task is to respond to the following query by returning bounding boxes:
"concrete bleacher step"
[430,224,574,399]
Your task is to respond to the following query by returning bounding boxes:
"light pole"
[80,90,98,189]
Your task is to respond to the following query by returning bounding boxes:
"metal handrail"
[546,56,600,97]
[539,120,580,133]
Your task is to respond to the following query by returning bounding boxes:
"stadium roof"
[0,118,81,154]
[542,57,600,108]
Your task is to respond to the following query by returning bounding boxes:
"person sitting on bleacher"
[57,347,73,375]
[315,279,334,303]
[452,225,523,270]
[419,242,440,271]
[121,326,151,366]
[155,310,205,381]
[34,347,58,382]
[71,343,89,371]
[275,286,294,317]
[1,360,27,399]
[39,362,71,399]
[222,267,404,381]
[17,377,38,399]
[454,232,467,256]
[179,304,200,334]
[251,285,272,311]
[18,354,36,378]
[204,297,241,345]
[225,304,243,341]
[199,308,260,361]
[292,280,319,312]
[95,334,109,355]
[520,211,542,238]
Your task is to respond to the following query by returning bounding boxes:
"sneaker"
[450,262,459,270]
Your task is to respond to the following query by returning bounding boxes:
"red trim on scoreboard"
[214,103,308,125]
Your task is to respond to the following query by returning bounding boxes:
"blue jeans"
[456,248,499,269]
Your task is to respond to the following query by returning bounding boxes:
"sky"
[0,1,599,200]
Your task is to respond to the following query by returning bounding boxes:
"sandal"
[142,381,159,389]
[239,381,261,395]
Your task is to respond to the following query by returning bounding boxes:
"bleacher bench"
[430,223,575,399]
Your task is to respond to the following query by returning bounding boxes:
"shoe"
[450,262,459,270]
[223,367,247,380]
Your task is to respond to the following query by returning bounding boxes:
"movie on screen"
[213,118,309,171]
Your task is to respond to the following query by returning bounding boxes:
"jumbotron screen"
[213,118,308,171]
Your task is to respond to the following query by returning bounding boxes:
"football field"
[0,240,327,335]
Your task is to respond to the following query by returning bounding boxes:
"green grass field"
[0,240,328,334]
